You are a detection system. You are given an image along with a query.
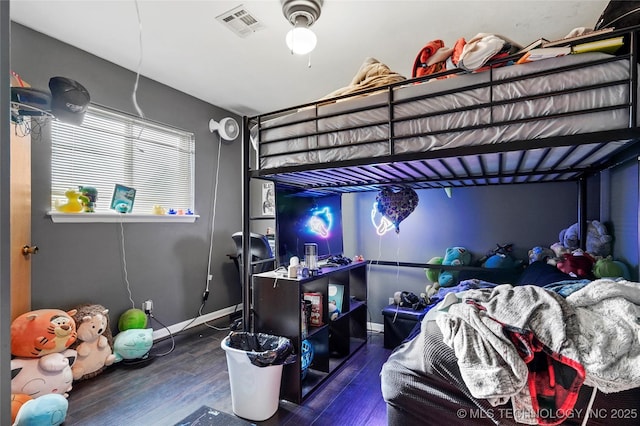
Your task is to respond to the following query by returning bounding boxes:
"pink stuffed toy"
[11,349,77,398]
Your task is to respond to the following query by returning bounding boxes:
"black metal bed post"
[241,116,252,332]
[630,27,638,128]
[577,176,587,251]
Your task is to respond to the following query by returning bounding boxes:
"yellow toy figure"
[54,189,84,213]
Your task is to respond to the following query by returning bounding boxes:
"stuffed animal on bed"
[438,247,471,288]
[550,242,571,258]
[11,309,78,358]
[69,303,116,381]
[424,256,444,300]
[558,220,612,257]
[593,256,625,279]
[556,251,596,279]
[528,246,556,264]
[480,243,523,269]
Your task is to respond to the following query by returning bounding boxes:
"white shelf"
[48,211,199,223]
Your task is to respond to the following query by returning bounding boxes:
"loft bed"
[240,25,640,425]
[247,29,640,197]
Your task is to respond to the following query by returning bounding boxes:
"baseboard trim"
[152,304,241,341]
[152,309,384,341]
[368,321,383,333]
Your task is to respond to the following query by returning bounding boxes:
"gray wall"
[344,181,599,324]
[11,23,243,330]
[610,161,639,281]
[9,23,639,334]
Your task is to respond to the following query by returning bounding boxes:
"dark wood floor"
[64,317,393,425]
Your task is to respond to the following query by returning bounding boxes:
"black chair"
[231,232,277,278]
[230,232,277,331]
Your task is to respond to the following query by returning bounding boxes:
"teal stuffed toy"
[13,393,68,426]
[438,247,471,287]
[113,328,153,362]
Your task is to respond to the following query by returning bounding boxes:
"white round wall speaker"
[209,117,240,141]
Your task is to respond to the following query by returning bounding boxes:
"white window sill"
[48,211,199,223]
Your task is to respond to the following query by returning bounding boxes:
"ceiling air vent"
[216,4,264,38]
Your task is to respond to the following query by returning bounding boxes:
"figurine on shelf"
[152,205,166,215]
[78,186,98,213]
[54,189,84,213]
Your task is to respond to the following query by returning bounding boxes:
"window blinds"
[51,105,195,214]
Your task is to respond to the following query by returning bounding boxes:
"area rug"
[174,406,255,426]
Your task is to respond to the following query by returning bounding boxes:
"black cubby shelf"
[252,261,367,403]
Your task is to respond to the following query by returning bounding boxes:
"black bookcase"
[252,261,367,403]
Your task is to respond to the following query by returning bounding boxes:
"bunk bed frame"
[236,25,640,424]
[239,26,640,330]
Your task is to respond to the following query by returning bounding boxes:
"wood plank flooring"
[64,317,393,425]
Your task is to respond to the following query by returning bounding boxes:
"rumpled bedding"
[319,57,406,101]
[434,279,640,424]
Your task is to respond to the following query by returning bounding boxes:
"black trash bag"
[227,332,296,367]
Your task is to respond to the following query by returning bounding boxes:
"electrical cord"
[132,0,146,126]
[147,312,175,357]
[203,136,223,298]
[118,216,136,310]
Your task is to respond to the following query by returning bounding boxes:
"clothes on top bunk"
[412,39,450,78]
[435,280,640,424]
[319,57,406,101]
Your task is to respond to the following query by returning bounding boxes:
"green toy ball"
[425,256,443,283]
[118,308,148,331]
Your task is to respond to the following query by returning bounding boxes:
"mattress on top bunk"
[254,52,634,170]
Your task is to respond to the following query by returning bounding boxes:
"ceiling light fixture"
[282,0,322,55]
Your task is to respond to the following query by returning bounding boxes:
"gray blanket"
[435,280,640,423]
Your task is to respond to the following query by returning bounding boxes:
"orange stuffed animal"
[11,309,78,358]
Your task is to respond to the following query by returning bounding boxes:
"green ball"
[118,308,148,331]
[425,256,443,283]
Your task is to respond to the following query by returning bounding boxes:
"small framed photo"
[262,182,275,216]
[110,184,136,213]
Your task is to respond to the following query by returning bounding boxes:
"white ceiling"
[10,0,610,116]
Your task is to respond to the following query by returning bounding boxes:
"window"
[51,105,195,215]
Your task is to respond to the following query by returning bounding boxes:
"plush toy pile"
[423,220,628,300]
[113,308,154,362]
[531,220,629,279]
[10,304,118,425]
[10,308,77,425]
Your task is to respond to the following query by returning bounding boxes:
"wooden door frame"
[1,1,13,423]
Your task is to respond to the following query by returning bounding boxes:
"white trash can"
[221,334,287,421]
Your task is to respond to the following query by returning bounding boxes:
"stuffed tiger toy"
[11,308,78,358]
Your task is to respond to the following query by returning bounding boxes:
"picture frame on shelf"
[110,184,136,213]
[328,283,344,312]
